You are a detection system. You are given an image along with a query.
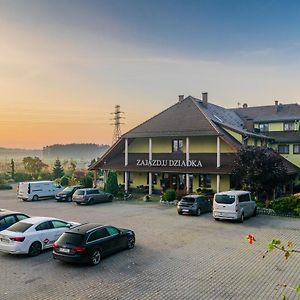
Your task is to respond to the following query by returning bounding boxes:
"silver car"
[72,188,113,205]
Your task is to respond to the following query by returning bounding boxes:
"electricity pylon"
[110,105,125,144]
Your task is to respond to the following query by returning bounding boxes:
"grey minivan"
[72,188,113,205]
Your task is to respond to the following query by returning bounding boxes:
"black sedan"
[53,223,135,265]
[177,195,211,216]
[0,209,29,231]
[55,185,83,202]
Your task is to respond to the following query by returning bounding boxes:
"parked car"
[177,195,211,216]
[72,188,113,205]
[55,185,83,202]
[53,223,135,265]
[213,190,257,223]
[0,209,29,231]
[0,217,80,256]
[17,181,64,201]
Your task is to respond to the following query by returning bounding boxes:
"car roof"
[19,216,63,225]
[183,195,201,198]
[215,190,250,196]
[67,223,104,234]
[19,181,53,184]
[0,209,28,217]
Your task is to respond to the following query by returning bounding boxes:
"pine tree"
[53,159,64,179]
[10,159,15,179]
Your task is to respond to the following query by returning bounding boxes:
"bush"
[116,191,124,198]
[80,175,93,188]
[162,189,176,202]
[270,196,300,214]
[0,184,13,190]
[293,207,300,216]
[60,176,69,187]
[104,171,119,196]
[14,172,32,182]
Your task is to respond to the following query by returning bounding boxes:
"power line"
[110,105,125,144]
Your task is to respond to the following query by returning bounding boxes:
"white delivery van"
[213,190,256,223]
[17,181,64,201]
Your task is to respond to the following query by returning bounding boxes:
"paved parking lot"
[0,187,299,300]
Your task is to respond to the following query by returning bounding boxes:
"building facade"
[90,94,299,195]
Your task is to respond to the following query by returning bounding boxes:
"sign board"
[136,159,202,168]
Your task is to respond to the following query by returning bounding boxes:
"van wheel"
[32,195,39,201]
[238,213,244,223]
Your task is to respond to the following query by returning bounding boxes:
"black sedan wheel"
[127,235,135,249]
[67,196,72,202]
[28,241,42,257]
[90,249,101,266]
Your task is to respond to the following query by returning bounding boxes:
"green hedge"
[0,184,13,190]
[270,196,300,216]
[162,189,176,202]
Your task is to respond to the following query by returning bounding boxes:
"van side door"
[238,194,251,217]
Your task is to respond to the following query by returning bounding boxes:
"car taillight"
[10,237,25,242]
[72,246,86,253]
[53,242,59,249]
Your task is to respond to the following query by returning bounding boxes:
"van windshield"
[215,194,235,204]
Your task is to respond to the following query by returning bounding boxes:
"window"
[259,123,269,132]
[51,220,68,228]
[16,214,28,221]
[106,226,119,236]
[278,145,289,154]
[294,144,300,154]
[3,215,16,226]
[36,221,53,231]
[238,193,250,203]
[8,222,33,233]
[215,194,235,204]
[284,122,295,131]
[172,139,183,152]
[87,228,109,243]
[147,173,157,185]
[199,175,211,188]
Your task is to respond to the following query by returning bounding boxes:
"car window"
[75,190,85,195]
[16,214,28,221]
[87,228,109,243]
[215,194,235,204]
[7,222,33,233]
[198,197,208,204]
[36,221,54,231]
[181,197,196,203]
[86,190,93,195]
[0,218,6,225]
[58,233,84,245]
[106,226,119,236]
[238,194,250,203]
[3,215,16,226]
[51,220,68,228]
[93,190,99,194]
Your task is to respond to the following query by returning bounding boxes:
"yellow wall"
[128,136,235,154]
[223,128,243,144]
[254,122,300,132]
[271,143,300,167]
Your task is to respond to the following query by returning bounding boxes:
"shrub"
[293,207,300,216]
[0,184,13,190]
[60,176,69,187]
[270,196,299,214]
[162,189,176,202]
[104,171,119,196]
[14,172,32,182]
[80,175,93,188]
[116,191,124,198]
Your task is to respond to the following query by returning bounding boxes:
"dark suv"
[177,195,211,216]
[55,185,83,202]
[53,223,135,265]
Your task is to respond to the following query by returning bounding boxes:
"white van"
[17,181,64,201]
[213,190,256,223]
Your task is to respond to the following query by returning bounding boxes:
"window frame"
[293,144,300,154]
[259,123,269,132]
[278,144,290,154]
[283,122,295,131]
[172,139,183,153]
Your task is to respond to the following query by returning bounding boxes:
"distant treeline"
[43,143,109,160]
[0,147,42,159]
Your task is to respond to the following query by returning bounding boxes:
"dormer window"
[283,122,295,131]
[172,139,183,152]
[259,123,269,132]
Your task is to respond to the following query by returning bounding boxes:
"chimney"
[202,92,208,107]
[243,103,248,108]
[178,95,184,102]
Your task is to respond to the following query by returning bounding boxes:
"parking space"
[0,187,299,300]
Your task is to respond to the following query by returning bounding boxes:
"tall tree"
[53,159,64,179]
[23,156,48,178]
[231,146,288,200]
[104,171,119,196]
[10,159,15,179]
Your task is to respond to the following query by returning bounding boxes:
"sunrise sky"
[1,0,300,148]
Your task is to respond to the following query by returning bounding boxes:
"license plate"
[0,237,9,243]
[59,248,70,253]
[182,209,189,212]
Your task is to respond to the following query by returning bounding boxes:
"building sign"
[136,159,203,168]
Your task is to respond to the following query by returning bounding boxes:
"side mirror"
[65,223,72,228]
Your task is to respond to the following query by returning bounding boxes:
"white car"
[0,217,80,256]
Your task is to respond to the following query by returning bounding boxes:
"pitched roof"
[265,131,300,143]
[232,103,300,122]
[123,96,219,138]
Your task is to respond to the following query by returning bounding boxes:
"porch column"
[125,138,128,193]
[186,137,190,194]
[93,170,97,188]
[216,136,221,193]
[149,138,152,195]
